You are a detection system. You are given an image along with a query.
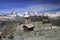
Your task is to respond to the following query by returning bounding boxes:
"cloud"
[24,4,60,11]
[0,4,60,14]
[15,4,60,13]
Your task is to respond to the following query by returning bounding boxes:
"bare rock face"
[0,22,17,38]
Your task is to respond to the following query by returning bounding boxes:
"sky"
[0,0,60,14]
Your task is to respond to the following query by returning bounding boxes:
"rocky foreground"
[1,27,60,40]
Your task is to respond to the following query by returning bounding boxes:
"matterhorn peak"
[11,10,17,15]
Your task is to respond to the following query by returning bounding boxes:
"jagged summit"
[0,10,60,19]
[11,10,17,16]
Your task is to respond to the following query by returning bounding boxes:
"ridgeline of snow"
[0,10,60,19]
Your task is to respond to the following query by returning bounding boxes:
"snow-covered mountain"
[0,10,24,23]
[0,10,60,22]
[24,11,30,17]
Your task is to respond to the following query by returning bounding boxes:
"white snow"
[24,11,30,17]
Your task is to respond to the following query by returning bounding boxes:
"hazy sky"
[0,0,60,14]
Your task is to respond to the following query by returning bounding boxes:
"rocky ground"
[1,27,60,40]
